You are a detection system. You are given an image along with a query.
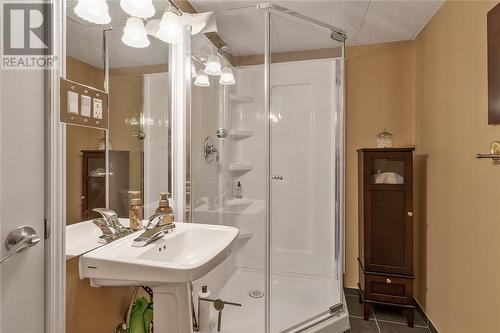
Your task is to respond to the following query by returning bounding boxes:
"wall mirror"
[64,1,171,331]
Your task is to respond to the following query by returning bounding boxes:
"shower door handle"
[272,175,283,180]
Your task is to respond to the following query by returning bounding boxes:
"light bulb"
[120,0,155,19]
[122,17,150,48]
[74,0,111,25]
[219,67,236,85]
[157,10,182,44]
[194,70,210,87]
[204,54,222,76]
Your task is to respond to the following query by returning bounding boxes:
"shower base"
[207,268,349,333]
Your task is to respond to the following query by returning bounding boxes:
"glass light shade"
[204,54,222,76]
[157,11,182,44]
[191,63,197,79]
[120,0,155,19]
[122,17,150,48]
[194,70,210,87]
[74,0,111,25]
[219,67,236,85]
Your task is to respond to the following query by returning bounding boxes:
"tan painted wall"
[345,2,500,332]
[343,41,415,289]
[414,1,500,332]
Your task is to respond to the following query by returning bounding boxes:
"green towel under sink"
[129,297,153,333]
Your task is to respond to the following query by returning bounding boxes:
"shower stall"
[189,4,347,333]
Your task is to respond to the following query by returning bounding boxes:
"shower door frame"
[260,4,347,333]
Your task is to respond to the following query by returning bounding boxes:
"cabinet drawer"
[364,273,413,305]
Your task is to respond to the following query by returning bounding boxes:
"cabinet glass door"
[372,158,405,184]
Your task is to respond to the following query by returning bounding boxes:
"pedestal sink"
[79,222,239,333]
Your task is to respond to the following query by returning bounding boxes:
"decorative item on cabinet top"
[376,129,393,148]
[60,78,108,129]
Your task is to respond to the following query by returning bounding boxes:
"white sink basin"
[79,222,239,286]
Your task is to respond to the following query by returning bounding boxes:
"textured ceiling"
[67,0,444,68]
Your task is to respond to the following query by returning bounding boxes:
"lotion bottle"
[155,192,174,224]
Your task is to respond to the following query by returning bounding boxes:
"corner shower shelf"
[238,230,253,240]
[229,163,253,172]
[229,94,253,104]
[230,129,253,139]
[225,198,253,207]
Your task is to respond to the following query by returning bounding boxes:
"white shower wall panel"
[234,59,337,277]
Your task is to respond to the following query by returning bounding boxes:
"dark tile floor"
[344,289,432,333]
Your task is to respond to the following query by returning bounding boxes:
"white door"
[0,69,46,331]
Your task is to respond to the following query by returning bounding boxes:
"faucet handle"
[93,208,125,232]
[146,212,172,230]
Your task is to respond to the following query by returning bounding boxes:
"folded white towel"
[373,172,404,184]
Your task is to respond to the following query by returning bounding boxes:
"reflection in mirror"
[65,1,170,332]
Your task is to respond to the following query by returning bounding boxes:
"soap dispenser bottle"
[156,192,174,224]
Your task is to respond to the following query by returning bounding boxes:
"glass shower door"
[267,7,346,333]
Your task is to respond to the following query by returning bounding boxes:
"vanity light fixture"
[74,0,111,24]
[204,54,222,76]
[120,0,155,19]
[122,17,150,48]
[157,8,183,44]
[192,63,197,79]
[219,67,236,85]
[194,70,210,87]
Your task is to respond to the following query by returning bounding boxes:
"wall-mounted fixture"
[157,8,183,44]
[219,67,235,86]
[120,0,155,19]
[475,141,500,160]
[74,0,111,24]
[204,136,219,164]
[194,70,210,87]
[73,1,216,48]
[205,54,222,76]
[122,17,150,48]
[191,63,197,79]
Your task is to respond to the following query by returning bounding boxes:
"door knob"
[0,226,40,264]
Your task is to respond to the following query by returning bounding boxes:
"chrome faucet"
[132,212,175,247]
[92,208,132,244]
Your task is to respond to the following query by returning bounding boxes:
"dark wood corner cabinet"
[357,148,415,327]
[81,150,130,220]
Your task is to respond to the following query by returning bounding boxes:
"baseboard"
[343,287,439,332]
[414,300,439,333]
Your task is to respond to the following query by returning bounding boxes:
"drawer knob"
[407,211,413,217]
[386,278,392,284]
